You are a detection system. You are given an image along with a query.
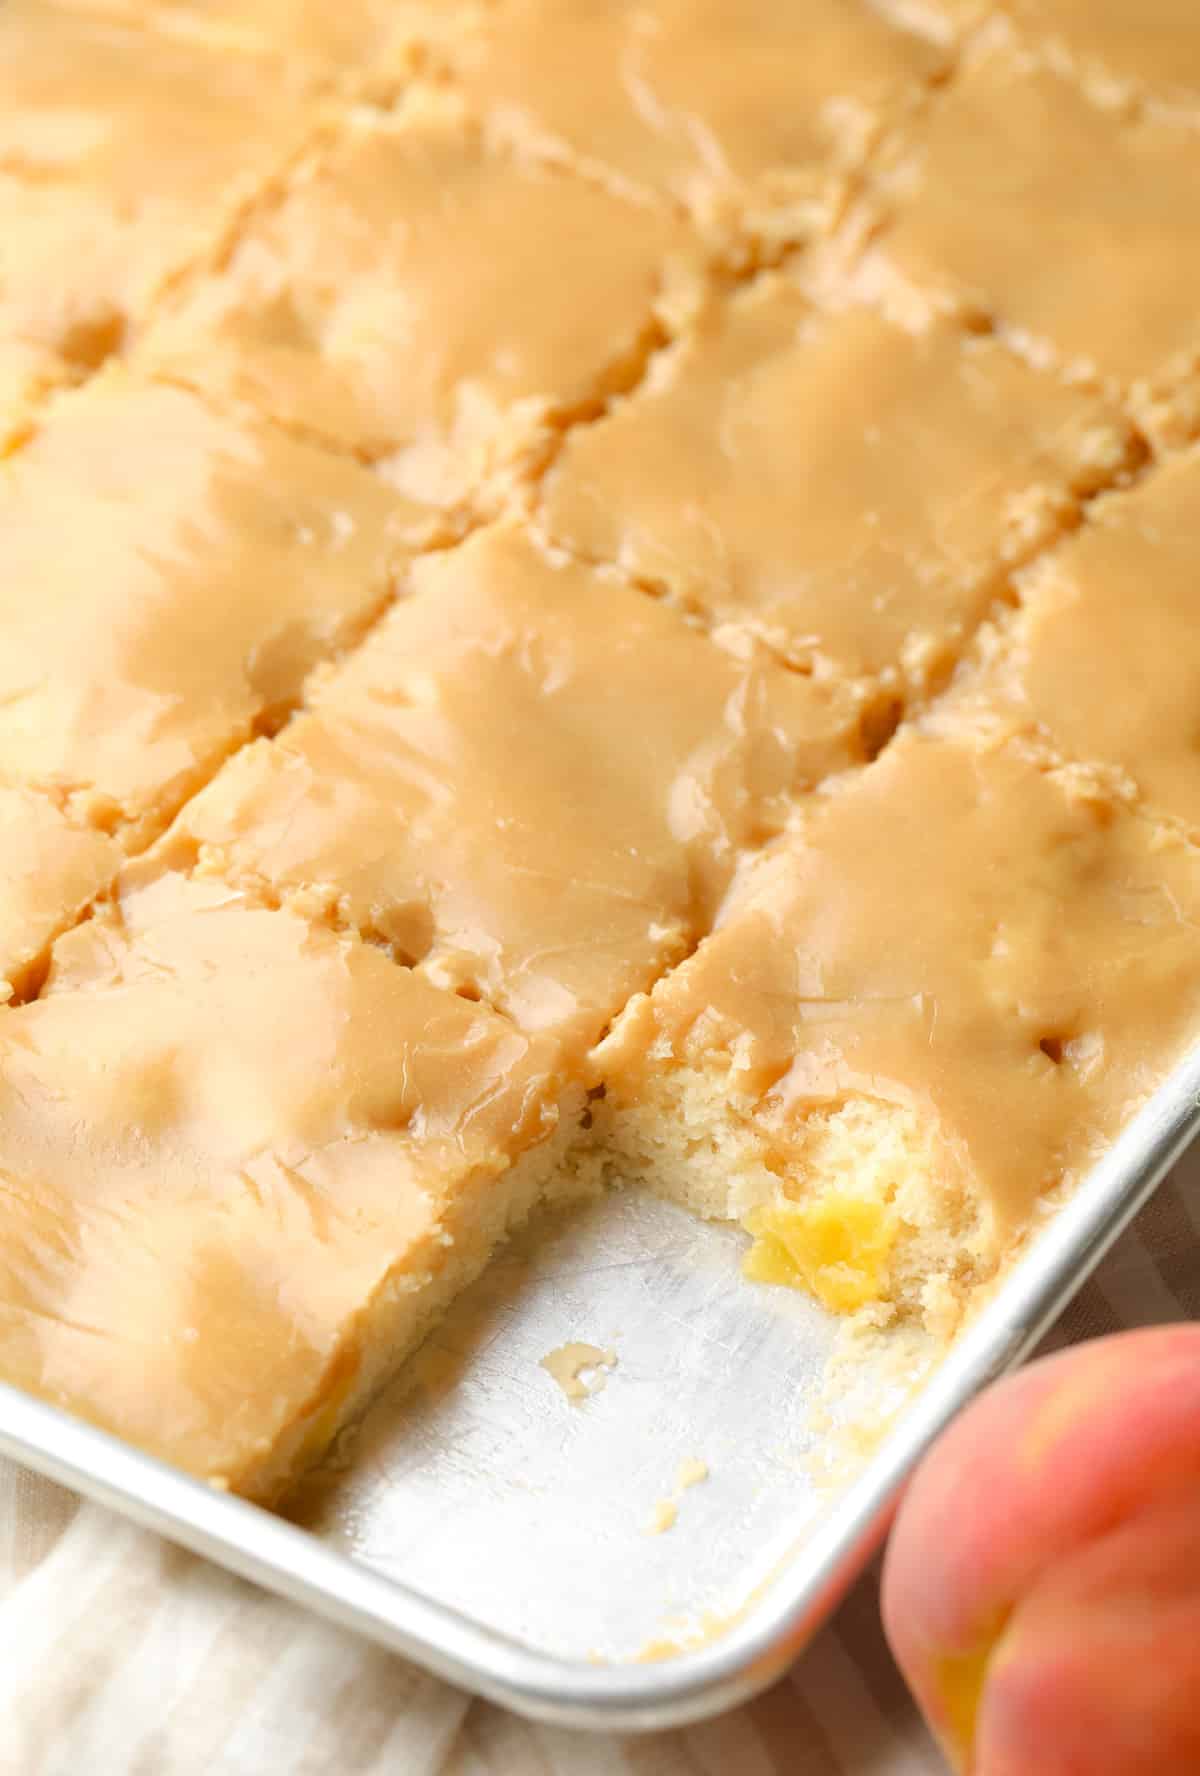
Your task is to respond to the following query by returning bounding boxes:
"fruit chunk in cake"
[0,866,565,1499]
[593,725,1200,1333]
[157,523,876,1060]
[539,274,1139,692]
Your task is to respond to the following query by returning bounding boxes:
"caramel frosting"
[978,446,1200,835]
[139,89,708,515]
[0,2,314,364]
[0,867,560,1491]
[910,0,990,32]
[54,0,404,70]
[868,43,1200,440]
[540,275,1139,690]
[4,0,1200,1487]
[0,789,119,1001]
[1002,0,1200,110]
[396,0,948,247]
[0,341,76,454]
[598,727,1200,1245]
[158,523,872,1056]
[0,365,410,838]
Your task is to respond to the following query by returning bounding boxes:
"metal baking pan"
[2,1043,1199,1733]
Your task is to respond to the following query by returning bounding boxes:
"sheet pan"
[1,1045,1198,1732]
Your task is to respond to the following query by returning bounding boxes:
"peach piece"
[882,1327,1200,1772]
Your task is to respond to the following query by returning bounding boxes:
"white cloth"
[3,1146,1197,1776]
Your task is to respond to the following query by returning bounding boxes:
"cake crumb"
[540,1342,618,1403]
[647,1456,710,1533]
[677,1458,709,1491]
[648,1498,678,1535]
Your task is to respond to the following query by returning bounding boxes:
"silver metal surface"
[285,1189,928,1665]
[2,1045,1199,1732]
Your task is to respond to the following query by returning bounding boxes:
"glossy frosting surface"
[986,446,1200,834]
[0,789,119,1001]
[1003,0,1200,108]
[541,275,1138,688]
[142,91,707,510]
[0,341,76,452]
[2,0,1200,1487]
[0,1,313,362]
[871,43,1200,437]
[600,728,1200,1244]
[162,523,870,1054]
[0,367,408,834]
[53,0,406,68]
[399,0,948,243]
[0,869,557,1487]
